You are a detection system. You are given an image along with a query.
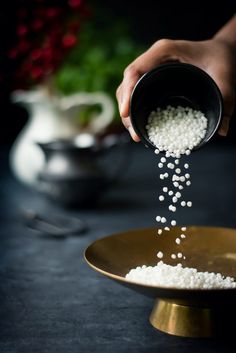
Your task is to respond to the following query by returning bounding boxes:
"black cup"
[130,62,223,150]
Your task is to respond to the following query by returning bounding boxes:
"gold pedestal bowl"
[84,226,236,337]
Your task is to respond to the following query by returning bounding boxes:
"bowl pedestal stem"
[150,299,217,337]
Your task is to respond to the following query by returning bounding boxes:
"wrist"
[213,14,236,50]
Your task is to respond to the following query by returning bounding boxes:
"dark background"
[0,0,235,145]
[1,3,236,352]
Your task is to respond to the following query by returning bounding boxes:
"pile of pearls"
[126,262,236,289]
[146,106,207,157]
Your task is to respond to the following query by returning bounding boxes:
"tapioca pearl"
[157,229,163,235]
[154,149,160,155]
[169,205,176,212]
[158,163,163,168]
[159,195,165,201]
[163,187,168,193]
[173,181,179,188]
[161,217,166,223]
[160,174,165,180]
[185,173,190,179]
[187,201,192,207]
[177,253,183,258]
[181,201,186,207]
[181,227,187,231]
[164,226,170,231]
[163,172,169,178]
[175,159,179,165]
[175,168,181,174]
[160,157,166,163]
[175,238,181,244]
[172,196,178,203]
[168,190,174,196]
[172,175,179,181]
[178,185,184,190]
[175,192,181,198]
[179,176,185,182]
[167,163,175,169]
[186,180,191,186]
[171,220,177,226]
[184,163,189,169]
[171,254,177,259]
[157,251,164,259]
[180,234,186,239]
[156,216,161,222]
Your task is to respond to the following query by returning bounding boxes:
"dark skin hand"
[116,16,236,141]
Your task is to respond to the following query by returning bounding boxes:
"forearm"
[214,15,236,49]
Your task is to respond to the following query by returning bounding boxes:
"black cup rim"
[130,62,223,150]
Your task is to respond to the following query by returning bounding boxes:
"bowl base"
[150,299,220,337]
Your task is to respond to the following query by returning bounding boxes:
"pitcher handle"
[60,92,115,134]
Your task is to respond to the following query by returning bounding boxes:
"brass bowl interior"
[84,226,236,337]
[85,226,236,296]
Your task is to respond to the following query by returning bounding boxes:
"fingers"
[118,40,180,118]
[116,66,140,118]
[117,39,181,139]
[132,39,180,72]
[116,79,140,141]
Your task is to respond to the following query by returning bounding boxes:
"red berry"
[17,25,28,36]
[46,8,60,18]
[18,40,30,53]
[32,19,43,31]
[68,0,82,8]
[62,34,77,48]
[31,66,43,79]
[31,49,42,61]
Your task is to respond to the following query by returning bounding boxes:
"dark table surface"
[1,140,236,353]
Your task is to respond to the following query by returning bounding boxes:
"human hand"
[116,38,236,141]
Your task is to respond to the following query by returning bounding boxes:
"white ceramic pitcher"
[9,87,115,187]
